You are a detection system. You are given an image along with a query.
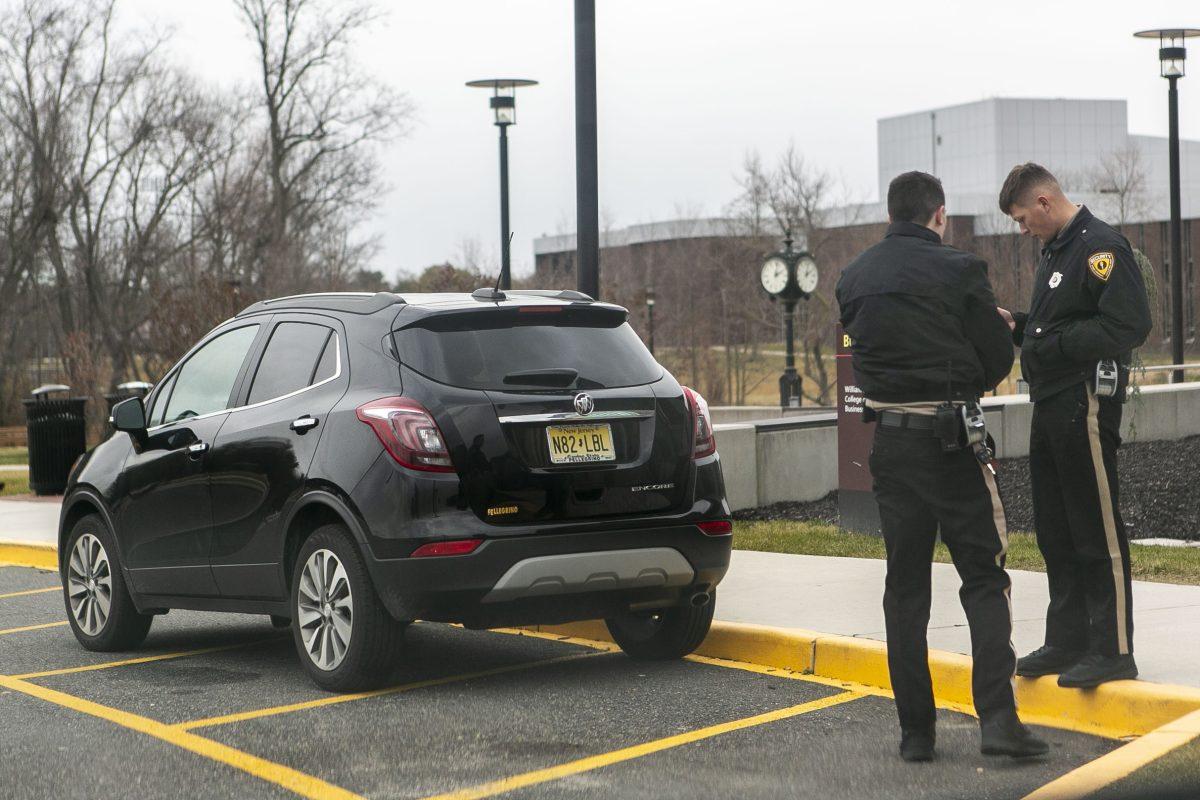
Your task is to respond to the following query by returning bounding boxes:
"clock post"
[780,299,801,408]
[759,234,818,409]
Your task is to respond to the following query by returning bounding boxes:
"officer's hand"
[996,306,1015,331]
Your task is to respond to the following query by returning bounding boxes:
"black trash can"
[23,384,88,496]
[104,381,153,416]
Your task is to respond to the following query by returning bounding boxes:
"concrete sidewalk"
[717,549,1200,689]
[4,497,1199,688]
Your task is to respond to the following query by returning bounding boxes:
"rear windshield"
[394,311,662,390]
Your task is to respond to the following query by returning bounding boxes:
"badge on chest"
[1049,271,1063,288]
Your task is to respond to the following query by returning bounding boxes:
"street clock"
[758,235,818,408]
[759,242,819,301]
[759,257,790,295]
[795,254,819,294]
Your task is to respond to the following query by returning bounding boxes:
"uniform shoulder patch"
[1088,251,1115,282]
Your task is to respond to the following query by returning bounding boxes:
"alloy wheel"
[297,548,353,671]
[67,533,112,636]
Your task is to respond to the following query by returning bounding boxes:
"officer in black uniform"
[837,171,1047,762]
[996,163,1151,687]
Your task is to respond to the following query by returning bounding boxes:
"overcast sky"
[119,0,1197,281]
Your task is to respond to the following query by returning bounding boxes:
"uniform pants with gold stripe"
[1030,382,1133,656]
[870,425,1017,733]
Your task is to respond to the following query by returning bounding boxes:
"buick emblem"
[573,392,594,416]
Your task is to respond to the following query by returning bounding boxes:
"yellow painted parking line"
[417,690,865,800]
[0,620,68,636]
[10,637,283,680]
[0,586,59,599]
[175,650,606,731]
[497,627,980,718]
[0,674,364,800]
[682,651,981,718]
[1021,706,1200,800]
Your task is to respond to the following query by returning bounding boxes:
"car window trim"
[239,331,342,410]
[145,316,270,431]
[154,321,267,429]
[244,320,338,407]
[146,329,342,433]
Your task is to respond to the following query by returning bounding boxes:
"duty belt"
[876,410,936,431]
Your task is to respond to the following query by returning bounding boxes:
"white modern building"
[534,96,1200,259]
[878,97,1200,224]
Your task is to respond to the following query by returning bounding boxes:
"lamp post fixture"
[466,78,538,291]
[1135,28,1200,382]
[645,287,656,356]
[759,233,820,408]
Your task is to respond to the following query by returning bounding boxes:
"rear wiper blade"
[503,368,579,387]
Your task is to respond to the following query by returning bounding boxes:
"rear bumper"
[364,524,732,628]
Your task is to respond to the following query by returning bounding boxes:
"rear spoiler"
[471,288,594,303]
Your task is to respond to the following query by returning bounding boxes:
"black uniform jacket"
[1011,206,1152,402]
[836,221,1014,403]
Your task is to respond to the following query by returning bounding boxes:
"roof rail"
[237,291,406,317]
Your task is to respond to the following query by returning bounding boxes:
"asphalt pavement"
[0,565,1123,800]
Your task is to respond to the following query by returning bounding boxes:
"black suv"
[60,290,732,690]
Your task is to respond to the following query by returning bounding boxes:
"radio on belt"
[1095,359,1118,398]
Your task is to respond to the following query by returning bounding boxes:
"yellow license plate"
[546,423,615,464]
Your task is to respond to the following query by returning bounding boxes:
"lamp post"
[1135,28,1200,383]
[466,78,538,291]
[645,288,656,355]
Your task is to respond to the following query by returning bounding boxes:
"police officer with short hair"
[996,163,1151,687]
[838,171,1047,762]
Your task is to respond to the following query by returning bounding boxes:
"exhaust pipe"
[689,591,711,608]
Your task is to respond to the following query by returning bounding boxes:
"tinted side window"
[163,325,260,423]
[246,322,334,405]
[147,372,177,426]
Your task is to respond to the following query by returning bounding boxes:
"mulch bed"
[734,436,1200,541]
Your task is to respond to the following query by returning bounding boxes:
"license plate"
[546,423,615,464]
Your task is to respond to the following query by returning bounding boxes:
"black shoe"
[900,728,935,762]
[1057,654,1138,688]
[1016,645,1083,677]
[980,711,1049,758]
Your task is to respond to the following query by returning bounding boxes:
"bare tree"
[236,0,413,294]
[1090,146,1152,225]
[725,144,860,404]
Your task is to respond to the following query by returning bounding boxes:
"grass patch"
[0,470,29,497]
[735,520,1200,586]
[0,447,28,466]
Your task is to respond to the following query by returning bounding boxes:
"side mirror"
[111,397,147,435]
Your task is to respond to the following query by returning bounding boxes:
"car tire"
[605,591,715,661]
[62,514,153,651]
[290,523,407,692]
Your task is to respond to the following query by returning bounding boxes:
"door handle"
[290,415,319,434]
[187,441,209,459]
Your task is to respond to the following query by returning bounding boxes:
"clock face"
[796,256,819,294]
[760,258,789,295]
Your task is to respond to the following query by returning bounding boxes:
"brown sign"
[836,325,880,534]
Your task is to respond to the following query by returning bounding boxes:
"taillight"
[682,386,716,459]
[410,539,482,557]
[697,520,733,536]
[356,397,454,472]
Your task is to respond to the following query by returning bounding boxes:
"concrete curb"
[529,620,1200,741]
[0,541,57,570]
[4,540,1197,740]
